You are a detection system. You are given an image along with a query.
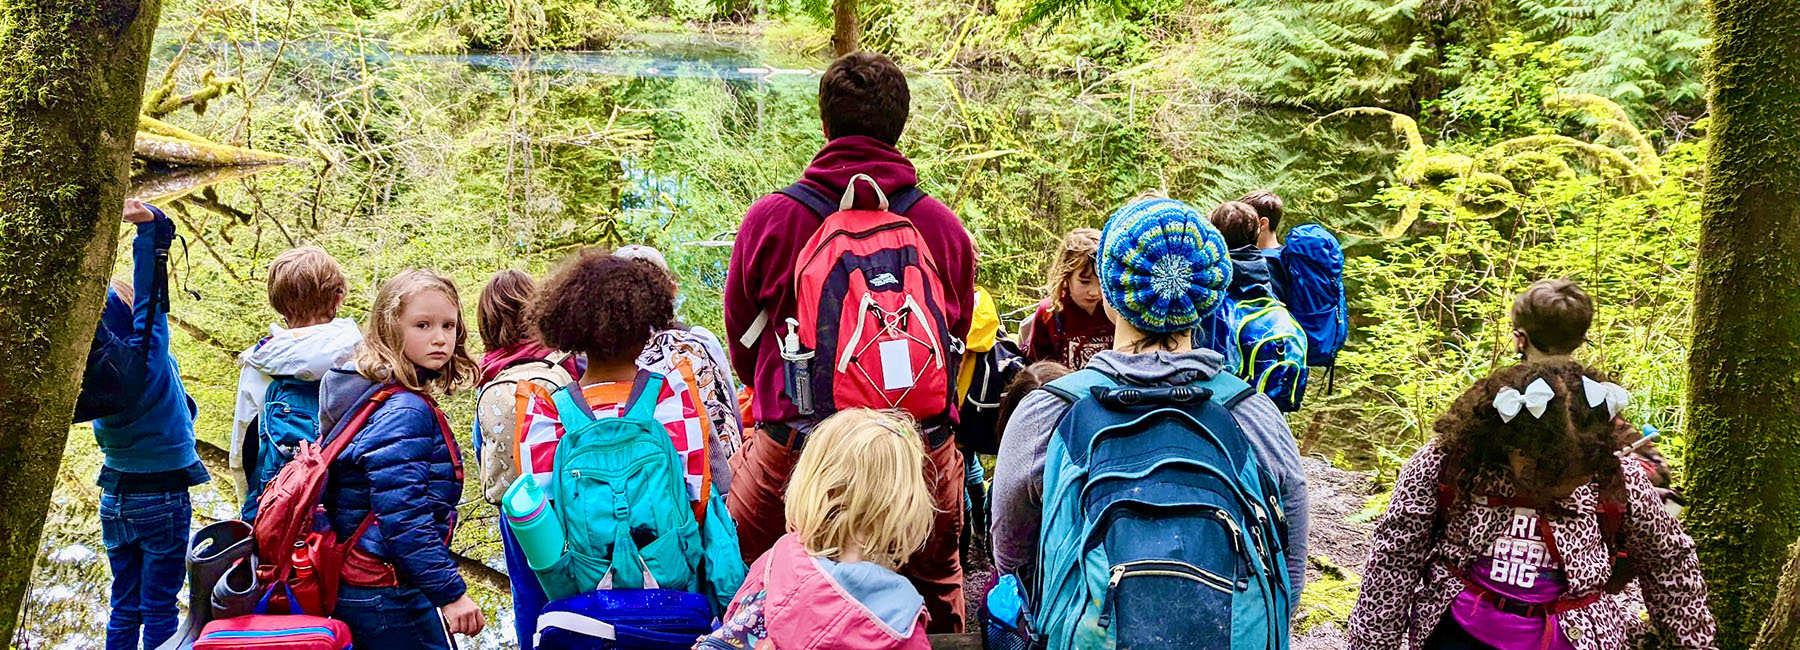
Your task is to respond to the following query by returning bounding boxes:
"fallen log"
[131,163,288,204]
[135,132,297,167]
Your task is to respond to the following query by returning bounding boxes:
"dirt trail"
[1292,456,1379,649]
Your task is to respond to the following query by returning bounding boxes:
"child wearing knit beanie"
[989,196,1310,630]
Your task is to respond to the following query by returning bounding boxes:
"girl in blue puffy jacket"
[319,270,485,649]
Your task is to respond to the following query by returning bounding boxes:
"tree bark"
[0,0,165,641]
[1754,541,1800,650]
[1684,0,1800,646]
[832,0,858,58]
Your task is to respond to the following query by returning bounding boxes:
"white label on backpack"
[880,339,915,391]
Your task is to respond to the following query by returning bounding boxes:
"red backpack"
[251,383,455,615]
[784,174,955,424]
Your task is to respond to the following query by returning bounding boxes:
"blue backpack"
[534,588,715,650]
[242,376,324,520]
[1034,369,1292,650]
[1223,297,1309,413]
[1278,224,1348,370]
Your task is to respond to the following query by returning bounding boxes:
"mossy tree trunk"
[1753,541,1800,650]
[832,0,858,57]
[0,0,165,641]
[1684,0,1800,647]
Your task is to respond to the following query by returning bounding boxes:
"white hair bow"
[1494,378,1555,423]
[1582,376,1630,419]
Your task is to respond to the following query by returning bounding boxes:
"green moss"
[1295,560,1362,634]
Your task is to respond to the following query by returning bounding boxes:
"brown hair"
[1432,360,1625,504]
[1238,189,1284,233]
[819,52,911,146]
[1044,228,1101,314]
[268,246,347,325]
[531,249,676,364]
[354,270,478,395]
[1511,279,1594,356]
[478,270,537,351]
[1208,201,1261,250]
[996,362,1073,442]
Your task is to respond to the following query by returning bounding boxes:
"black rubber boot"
[155,520,255,650]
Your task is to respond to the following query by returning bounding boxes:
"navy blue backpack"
[1278,224,1348,371]
[242,376,324,520]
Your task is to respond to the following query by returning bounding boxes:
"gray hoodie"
[989,349,1310,603]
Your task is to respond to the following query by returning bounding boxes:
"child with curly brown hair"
[510,249,746,636]
[1347,360,1714,650]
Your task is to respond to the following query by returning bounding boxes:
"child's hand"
[439,594,486,636]
[123,200,158,224]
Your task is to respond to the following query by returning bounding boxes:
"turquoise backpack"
[535,371,746,611]
[1034,369,1292,650]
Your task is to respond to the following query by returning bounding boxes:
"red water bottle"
[289,542,323,614]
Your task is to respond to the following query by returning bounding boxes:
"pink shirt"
[1452,506,1577,650]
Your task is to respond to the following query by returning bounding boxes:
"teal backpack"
[535,371,746,611]
[1224,297,1309,413]
[1034,369,1292,650]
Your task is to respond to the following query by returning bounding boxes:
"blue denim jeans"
[100,491,191,650]
[335,585,452,650]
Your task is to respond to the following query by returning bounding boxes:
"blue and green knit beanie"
[1098,197,1232,334]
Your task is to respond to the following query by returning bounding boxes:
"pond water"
[20,30,1404,649]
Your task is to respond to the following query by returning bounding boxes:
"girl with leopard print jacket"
[1348,361,1715,650]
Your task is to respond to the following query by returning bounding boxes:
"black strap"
[777,182,927,218]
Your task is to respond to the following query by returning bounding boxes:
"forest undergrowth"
[12,0,1715,644]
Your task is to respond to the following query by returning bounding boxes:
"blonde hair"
[268,246,347,325]
[785,409,935,568]
[354,270,477,395]
[1044,228,1102,314]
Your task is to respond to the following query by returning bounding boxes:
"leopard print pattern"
[1347,445,1717,650]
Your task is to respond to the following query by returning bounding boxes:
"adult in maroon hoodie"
[723,52,976,633]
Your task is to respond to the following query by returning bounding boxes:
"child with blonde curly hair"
[698,408,936,650]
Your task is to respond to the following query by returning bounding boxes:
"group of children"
[75,50,1718,650]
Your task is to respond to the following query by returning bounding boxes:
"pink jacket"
[1347,445,1716,650]
[697,533,930,650]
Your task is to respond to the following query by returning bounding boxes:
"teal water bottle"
[503,474,565,571]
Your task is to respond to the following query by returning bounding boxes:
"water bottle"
[503,474,565,572]
[290,543,314,584]
[781,318,815,416]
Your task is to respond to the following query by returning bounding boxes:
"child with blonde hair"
[319,270,484,648]
[1021,228,1113,369]
[697,408,935,650]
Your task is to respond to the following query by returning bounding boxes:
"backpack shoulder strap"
[320,384,405,461]
[1042,368,1115,404]
[778,181,928,217]
[1195,370,1256,409]
[552,383,595,427]
[777,182,838,219]
[889,187,926,215]
[624,370,666,422]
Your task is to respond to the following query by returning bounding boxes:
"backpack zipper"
[1097,560,1234,628]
